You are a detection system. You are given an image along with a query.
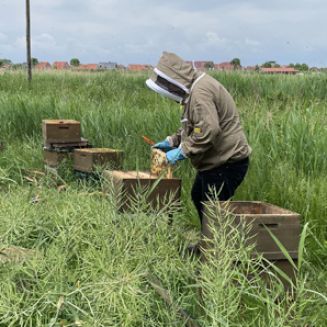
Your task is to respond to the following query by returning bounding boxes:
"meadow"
[0,70,326,326]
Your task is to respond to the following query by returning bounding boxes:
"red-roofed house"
[35,62,51,70]
[194,61,214,70]
[215,62,234,71]
[78,64,98,71]
[186,61,214,70]
[260,67,298,74]
[53,61,70,70]
[127,64,152,71]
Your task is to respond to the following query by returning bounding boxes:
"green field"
[0,70,326,326]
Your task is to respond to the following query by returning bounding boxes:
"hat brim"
[146,79,183,103]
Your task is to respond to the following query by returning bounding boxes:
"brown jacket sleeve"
[181,91,221,157]
[168,128,182,148]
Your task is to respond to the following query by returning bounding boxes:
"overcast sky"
[0,0,326,66]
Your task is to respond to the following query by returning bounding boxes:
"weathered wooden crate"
[42,119,81,144]
[202,201,300,288]
[43,149,72,168]
[74,148,124,173]
[203,201,301,260]
[46,138,90,151]
[103,170,181,211]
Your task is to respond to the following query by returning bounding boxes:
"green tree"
[294,63,309,71]
[70,58,80,67]
[261,61,278,68]
[301,63,309,71]
[204,61,214,70]
[31,58,38,66]
[230,58,241,69]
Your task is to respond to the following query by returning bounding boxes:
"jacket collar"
[183,72,206,104]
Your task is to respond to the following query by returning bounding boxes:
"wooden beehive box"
[74,148,124,173]
[103,170,181,211]
[203,201,301,260]
[203,201,301,288]
[43,149,72,168]
[42,120,81,144]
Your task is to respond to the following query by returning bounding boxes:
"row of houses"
[189,61,298,74]
[17,60,298,74]
[35,61,153,71]
[35,61,124,71]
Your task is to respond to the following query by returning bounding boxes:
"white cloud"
[244,38,260,47]
[33,33,57,49]
[205,32,227,46]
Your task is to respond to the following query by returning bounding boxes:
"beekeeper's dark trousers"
[191,157,249,224]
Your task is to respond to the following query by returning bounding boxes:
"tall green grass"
[0,186,326,326]
[0,70,326,325]
[0,71,325,238]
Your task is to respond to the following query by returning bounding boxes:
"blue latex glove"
[166,147,186,165]
[153,138,173,152]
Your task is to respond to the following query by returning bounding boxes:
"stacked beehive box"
[42,120,90,169]
[74,148,124,173]
[203,201,301,288]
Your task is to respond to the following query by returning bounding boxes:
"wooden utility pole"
[26,0,32,82]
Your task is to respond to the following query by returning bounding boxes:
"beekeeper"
[146,51,251,227]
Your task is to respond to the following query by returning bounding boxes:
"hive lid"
[105,170,180,180]
[219,201,300,217]
[42,119,80,124]
[75,148,123,154]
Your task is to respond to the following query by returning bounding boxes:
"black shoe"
[186,243,201,257]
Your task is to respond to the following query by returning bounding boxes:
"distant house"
[310,67,319,73]
[215,62,234,71]
[243,66,257,72]
[0,66,7,75]
[186,61,214,70]
[260,67,298,74]
[53,61,70,70]
[98,62,117,70]
[78,64,98,71]
[127,64,152,71]
[116,64,126,70]
[35,62,51,70]
[0,64,11,71]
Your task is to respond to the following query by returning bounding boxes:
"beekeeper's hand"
[153,138,173,152]
[166,147,186,165]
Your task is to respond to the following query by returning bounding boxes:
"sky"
[0,0,326,67]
